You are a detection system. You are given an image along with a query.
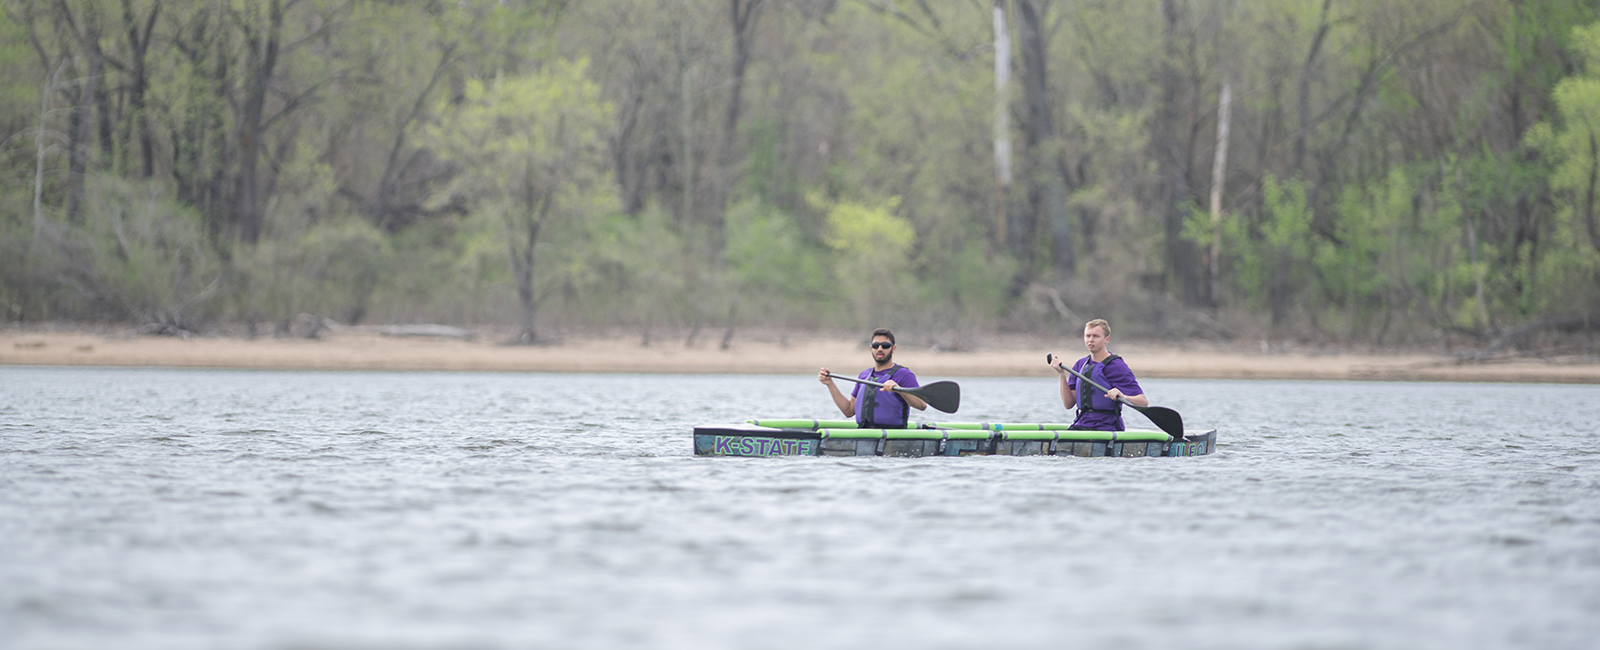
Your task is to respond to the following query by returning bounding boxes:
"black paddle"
[1047,353,1185,440]
[825,372,961,414]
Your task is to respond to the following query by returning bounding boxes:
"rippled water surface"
[2,366,1598,650]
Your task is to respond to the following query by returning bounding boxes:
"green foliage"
[367,220,508,325]
[819,194,916,327]
[236,216,389,327]
[1223,174,1313,314]
[0,8,37,137]
[426,57,615,338]
[1259,176,1313,254]
[1319,170,1406,331]
[1540,65,1600,213]
[913,227,1017,326]
[428,59,613,215]
[823,195,912,255]
[3,0,1597,342]
[1524,20,1600,317]
[47,176,221,326]
[1409,161,1477,328]
[1494,0,1600,109]
[726,198,832,326]
[0,185,42,320]
[584,206,691,327]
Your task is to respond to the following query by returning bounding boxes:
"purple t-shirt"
[851,365,920,428]
[1066,355,1142,431]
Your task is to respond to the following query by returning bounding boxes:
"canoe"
[692,419,1217,458]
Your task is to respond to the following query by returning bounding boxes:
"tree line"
[3,0,1598,350]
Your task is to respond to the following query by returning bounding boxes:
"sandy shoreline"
[4,327,1599,383]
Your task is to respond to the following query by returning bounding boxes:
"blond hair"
[1084,319,1111,336]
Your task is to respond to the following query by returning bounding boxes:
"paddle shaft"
[826,371,910,392]
[1048,353,1127,405]
[824,371,960,414]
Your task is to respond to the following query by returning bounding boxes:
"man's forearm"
[829,388,854,416]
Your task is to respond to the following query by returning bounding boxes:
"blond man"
[1049,319,1147,431]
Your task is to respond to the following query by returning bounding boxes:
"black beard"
[875,350,894,365]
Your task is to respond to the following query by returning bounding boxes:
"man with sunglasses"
[818,328,927,428]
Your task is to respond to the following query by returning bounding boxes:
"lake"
[2,366,1597,649]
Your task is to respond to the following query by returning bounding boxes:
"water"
[2,366,1597,650]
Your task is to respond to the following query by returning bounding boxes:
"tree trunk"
[233,0,284,245]
[371,43,457,229]
[93,50,114,164]
[1016,0,1071,280]
[35,60,67,241]
[57,0,106,225]
[992,0,1013,246]
[720,295,739,350]
[677,22,695,237]
[65,51,101,224]
[614,49,650,216]
[1293,0,1333,175]
[121,0,160,179]
[513,218,542,345]
[165,3,231,251]
[64,0,111,193]
[1208,79,1232,306]
[1271,247,1290,328]
[714,0,765,257]
[1154,0,1203,305]
[1585,130,1600,255]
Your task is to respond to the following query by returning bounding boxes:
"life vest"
[1074,354,1124,422]
[858,364,909,428]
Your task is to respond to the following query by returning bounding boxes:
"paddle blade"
[1137,405,1185,440]
[904,381,961,413]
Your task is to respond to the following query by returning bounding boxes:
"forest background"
[4,0,1600,354]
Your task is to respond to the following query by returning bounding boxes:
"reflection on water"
[2,366,1598,649]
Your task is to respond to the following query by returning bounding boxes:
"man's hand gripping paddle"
[1048,353,1185,440]
[824,372,962,414]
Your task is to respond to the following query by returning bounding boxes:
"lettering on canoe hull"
[710,435,816,457]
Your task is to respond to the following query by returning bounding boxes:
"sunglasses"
[870,342,893,349]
